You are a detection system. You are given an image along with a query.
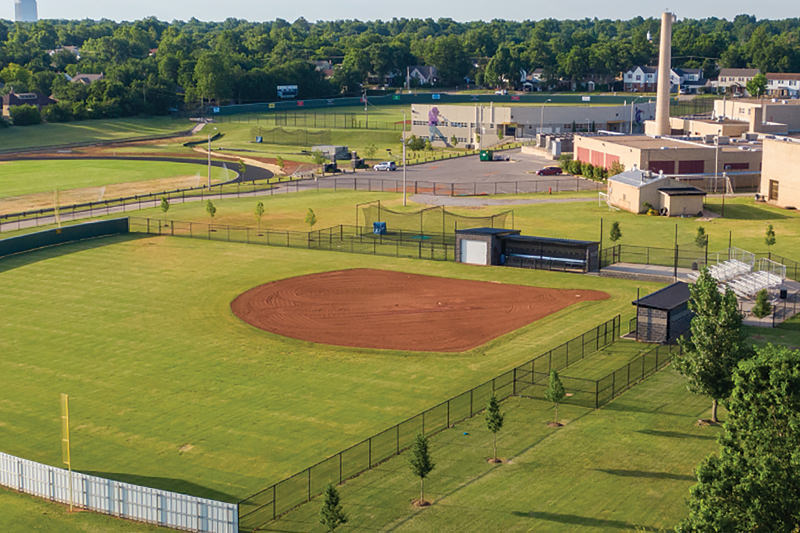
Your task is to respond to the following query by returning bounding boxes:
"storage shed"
[658,187,707,217]
[455,228,520,266]
[632,282,692,343]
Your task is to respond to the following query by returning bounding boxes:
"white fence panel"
[0,451,237,533]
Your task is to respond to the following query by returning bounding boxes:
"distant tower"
[14,0,38,22]
[654,11,676,136]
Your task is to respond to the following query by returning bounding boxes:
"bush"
[558,154,572,172]
[581,162,594,177]
[10,104,42,126]
[592,166,605,180]
[41,102,74,123]
[568,160,582,175]
[752,289,772,318]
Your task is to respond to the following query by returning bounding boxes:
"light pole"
[403,111,408,206]
[714,129,721,194]
[207,126,217,188]
[539,98,552,134]
[629,96,645,134]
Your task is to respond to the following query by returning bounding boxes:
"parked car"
[373,161,397,171]
[536,166,563,176]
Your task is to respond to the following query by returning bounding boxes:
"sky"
[1,0,798,23]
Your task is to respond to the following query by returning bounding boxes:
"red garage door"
[649,161,676,174]
[678,160,705,174]
[591,150,605,167]
[576,147,590,164]
[606,154,620,169]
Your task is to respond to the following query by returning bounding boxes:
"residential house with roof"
[406,66,439,86]
[624,66,705,93]
[70,73,105,85]
[1,91,56,117]
[766,73,800,98]
[714,68,760,96]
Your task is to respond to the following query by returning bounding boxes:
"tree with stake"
[364,143,377,160]
[545,370,566,426]
[160,197,169,223]
[255,201,265,231]
[238,160,247,180]
[675,268,752,424]
[765,224,776,251]
[409,433,435,506]
[206,200,216,220]
[305,208,317,230]
[275,156,285,175]
[311,150,327,174]
[677,345,800,532]
[752,289,772,319]
[609,221,622,243]
[695,226,708,249]
[485,395,504,463]
[319,484,347,532]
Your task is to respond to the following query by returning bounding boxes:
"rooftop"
[633,282,690,311]
[579,134,695,150]
[658,187,708,197]
[456,228,521,236]
[609,168,672,188]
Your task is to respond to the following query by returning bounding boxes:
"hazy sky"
[2,0,798,22]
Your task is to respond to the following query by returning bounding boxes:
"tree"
[746,73,767,98]
[409,433,435,505]
[319,484,347,532]
[545,370,566,425]
[305,208,317,230]
[450,135,459,148]
[675,268,752,423]
[676,345,800,532]
[255,201,265,231]
[194,51,232,103]
[752,289,772,319]
[484,395,504,463]
[205,200,216,219]
[695,226,708,249]
[9,105,42,126]
[274,156,286,175]
[237,160,247,180]
[160,197,169,222]
[765,224,776,250]
[311,150,327,173]
[609,221,622,242]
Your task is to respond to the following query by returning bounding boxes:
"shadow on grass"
[636,429,717,441]
[705,202,791,220]
[78,471,239,503]
[596,468,695,482]
[511,510,660,531]
[0,233,146,274]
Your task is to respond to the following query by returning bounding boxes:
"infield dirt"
[230,268,609,352]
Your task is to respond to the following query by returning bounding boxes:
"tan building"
[666,117,751,138]
[410,102,656,147]
[714,98,800,134]
[761,137,800,209]
[607,169,706,216]
[574,134,763,176]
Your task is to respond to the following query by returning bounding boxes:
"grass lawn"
[0,117,191,152]
[269,367,721,532]
[0,159,234,200]
[0,233,656,506]
[747,314,800,349]
[561,339,652,381]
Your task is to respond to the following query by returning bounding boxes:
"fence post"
[339,453,343,484]
[273,485,276,520]
[396,425,400,454]
[368,439,372,468]
[512,368,517,395]
[595,380,599,408]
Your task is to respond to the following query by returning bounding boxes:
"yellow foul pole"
[60,393,73,512]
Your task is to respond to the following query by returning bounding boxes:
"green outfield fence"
[237,315,622,531]
[0,218,129,258]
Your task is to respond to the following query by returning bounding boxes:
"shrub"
[581,162,594,177]
[568,160,582,175]
[41,102,74,123]
[609,160,625,177]
[558,154,572,172]
[10,104,42,126]
[752,289,772,319]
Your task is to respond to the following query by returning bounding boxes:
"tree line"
[0,15,799,123]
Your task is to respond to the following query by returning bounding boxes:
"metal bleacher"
[687,249,786,299]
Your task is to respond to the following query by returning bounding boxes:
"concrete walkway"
[409,194,594,207]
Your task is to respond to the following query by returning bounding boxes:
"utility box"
[479,150,494,162]
[373,222,387,235]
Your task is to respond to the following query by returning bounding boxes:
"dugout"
[455,228,600,273]
[632,282,692,343]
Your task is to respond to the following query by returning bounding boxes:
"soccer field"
[0,233,651,506]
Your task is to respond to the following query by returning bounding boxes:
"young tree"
[254,201,265,231]
[609,221,622,242]
[450,135,459,148]
[746,73,767,98]
[545,370,566,426]
[206,200,216,219]
[695,226,708,249]
[765,224,776,250]
[275,156,286,174]
[752,289,772,319]
[675,268,752,423]
[484,395,504,463]
[160,197,170,223]
[364,144,377,159]
[238,160,247,180]
[311,150,328,174]
[319,484,347,532]
[305,208,317,230]
[409,433,435,505]
[677,345,800,532]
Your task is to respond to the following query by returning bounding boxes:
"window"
[769,180,779,201]
[636,75,641,81]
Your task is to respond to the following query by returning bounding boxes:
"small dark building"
[1,91,56,117]
[455,228,600,273]
[633,282,692,343]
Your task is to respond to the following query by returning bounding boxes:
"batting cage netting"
[357,201,514,236]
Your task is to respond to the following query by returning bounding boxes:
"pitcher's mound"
[231,269,608,352]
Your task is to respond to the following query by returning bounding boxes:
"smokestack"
[654,12,676,136]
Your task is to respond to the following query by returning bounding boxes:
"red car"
[536,166,563,176]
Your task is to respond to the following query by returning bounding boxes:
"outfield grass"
[0,234,656,505]
[0,159,234,200]
[561,339,652,381]
[0,117,191,152]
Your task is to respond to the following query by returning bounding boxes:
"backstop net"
[357,201,514,236]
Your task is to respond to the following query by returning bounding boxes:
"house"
[520,68,545,91]
[407,66,439,86]
[760,137,800,209]
[714,68,760,96]
[1,91,56,117]
[70,73,105,85]
[48,45,81,59]
[624,66,705,93]
[766,73,800,98]
[672,68,705,94]
[606,168,706,216]
[632,282,692,343]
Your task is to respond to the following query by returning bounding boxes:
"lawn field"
[560,339,652,381]
[0,233,656,504]
[0,116,191,152]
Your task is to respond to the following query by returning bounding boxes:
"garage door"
[461,240,488,265]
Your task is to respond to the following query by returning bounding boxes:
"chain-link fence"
[357,201,514,235]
